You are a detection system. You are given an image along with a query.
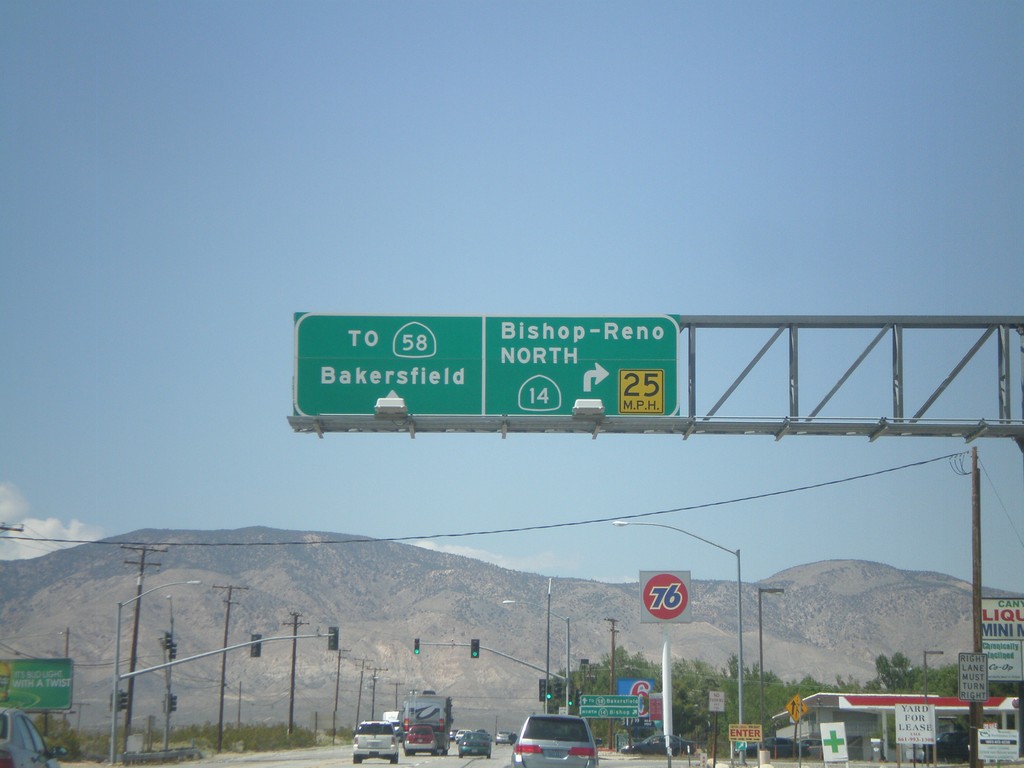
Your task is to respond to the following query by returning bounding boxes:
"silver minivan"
[512,715,598,768]
[0,709,67,768]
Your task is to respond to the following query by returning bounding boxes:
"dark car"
[744,737,796,758]
[458,731,492,759]
[512,714,598,768]
[798,739,822,758]
[0,708,67,768]
[925,731,970,763]
[621,735,696,757]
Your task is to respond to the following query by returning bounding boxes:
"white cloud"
[412,540,576,575]
[0,482,104,560]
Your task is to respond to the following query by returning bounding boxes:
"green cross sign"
[823,730,845,753]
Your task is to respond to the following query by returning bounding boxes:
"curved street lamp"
[612,521,745,732]
[110,580,201,763]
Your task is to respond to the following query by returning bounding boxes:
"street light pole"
[924,649,944,768]
[612,521,746,731]
[546,579,552,713]
[163,595,174,752]
[758,587,784,743]
[501,597,572,710]
[110,580,201,764]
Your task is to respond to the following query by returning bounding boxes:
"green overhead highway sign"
[293,314,680,418]
[484,315,679,416]
[578,694,640,718]
[293,314,484,417]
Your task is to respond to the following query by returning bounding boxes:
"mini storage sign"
[0,658,73,710]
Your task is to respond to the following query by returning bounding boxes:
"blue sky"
[2,2,1022,596]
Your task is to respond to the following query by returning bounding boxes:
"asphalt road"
[65,745,1023,768]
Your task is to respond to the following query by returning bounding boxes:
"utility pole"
[605,617,618,750]
[121,545,165,752]
[213,584,248,752]
[284,612,307,736]
[353,658,371,726]
[969,448,982,768]
[331,645,351,744]
[370,667,388,720]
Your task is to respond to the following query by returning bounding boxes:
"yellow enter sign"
[619,369,665,414]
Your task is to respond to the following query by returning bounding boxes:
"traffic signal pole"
[413,639,567,678]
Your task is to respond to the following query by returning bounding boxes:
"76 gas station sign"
[639,571,692,624]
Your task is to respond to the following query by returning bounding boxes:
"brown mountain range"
[0,527,1004,734]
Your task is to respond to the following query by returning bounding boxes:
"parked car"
[405,724,438,756]
[458,731,493,758]
[353,720,399,764]
[743,737,796,758]
[512,714,598,768]
[798,738,822,758]
[496,731,516,744]
[0,709,67,768]
[925,731,970,762]
[621,734,696,756]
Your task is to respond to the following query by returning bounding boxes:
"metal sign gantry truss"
[288,315,1024,448]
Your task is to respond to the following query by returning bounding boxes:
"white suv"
[353,720,399,764]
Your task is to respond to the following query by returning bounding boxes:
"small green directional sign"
[578,694,640,718]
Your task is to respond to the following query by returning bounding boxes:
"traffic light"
[538,678,547,702]
[250,633,262,657]
[165,693,178,713]
[470,638,480,658]
[551,679,563,700]
[327,626,339,651]
[117,690,128,711]
[167,634,177,660]
[567,685,574,707]
[413,638,420,654]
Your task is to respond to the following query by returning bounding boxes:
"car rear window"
[357,722,395,735]
[522,717,589,742]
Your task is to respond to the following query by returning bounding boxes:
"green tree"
[873,652,915,691]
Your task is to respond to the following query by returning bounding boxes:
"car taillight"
[514,744,543,755]
[568,747,597,757]
[0,751,14,768]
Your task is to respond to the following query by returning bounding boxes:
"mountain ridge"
[0,526,1010,733]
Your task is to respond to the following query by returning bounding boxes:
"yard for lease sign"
[895,704,936,745]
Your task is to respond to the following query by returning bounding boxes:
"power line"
[3,451,967,550]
